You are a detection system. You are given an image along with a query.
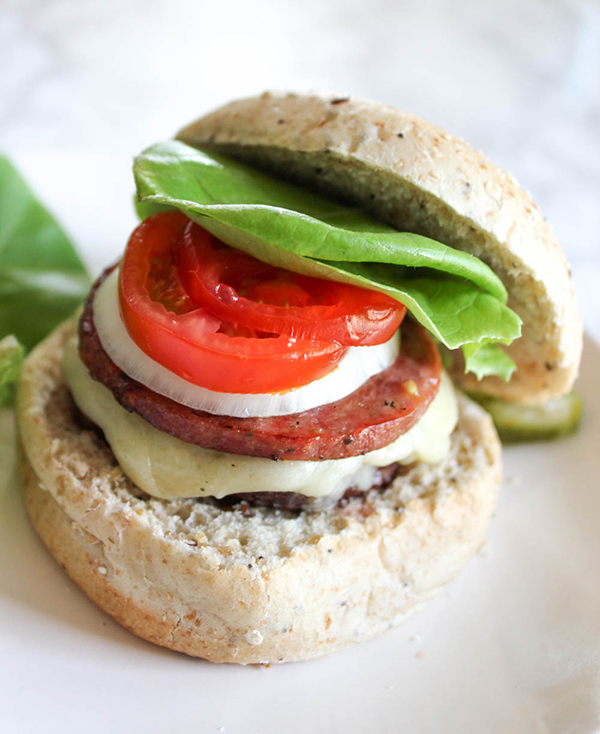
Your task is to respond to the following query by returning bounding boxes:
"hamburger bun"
[17,92,580,663]
[19,321,500,664]
[178,91,582,405]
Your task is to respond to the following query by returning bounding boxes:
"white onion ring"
[93,269,400,418]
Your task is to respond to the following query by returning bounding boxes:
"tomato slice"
[118,212,347,394]
[177,220,406,346]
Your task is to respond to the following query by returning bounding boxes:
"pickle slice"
[468,392,583,443]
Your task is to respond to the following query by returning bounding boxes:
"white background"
[1,1,599,733]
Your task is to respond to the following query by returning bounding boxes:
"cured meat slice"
[78,269,441,461]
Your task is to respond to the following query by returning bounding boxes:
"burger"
[16,92,582,664]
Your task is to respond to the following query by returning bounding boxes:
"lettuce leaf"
[0,154,91,403]
[462,342,516,382]
[0,336,24,407]
[134,141,521,376]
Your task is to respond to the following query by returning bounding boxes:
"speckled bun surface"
[178,91,582,405]
[18,322,501,664]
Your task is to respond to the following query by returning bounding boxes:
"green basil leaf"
[0,155,91,352]
[133,141,521,358]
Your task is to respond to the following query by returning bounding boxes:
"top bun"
[177,91,582,404]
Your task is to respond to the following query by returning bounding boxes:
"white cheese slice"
[63,336,458,501]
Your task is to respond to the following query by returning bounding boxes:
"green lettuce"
[0,336,24,406]
[0,154,90,405]
[134,141,521,379]
[462,342,517,381]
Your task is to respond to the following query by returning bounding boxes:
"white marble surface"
[1,0,599,335]
[1,4,600,733]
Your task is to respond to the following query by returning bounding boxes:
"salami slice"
[78,269,441,461]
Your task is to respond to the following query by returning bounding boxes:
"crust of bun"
[177,91,582,405]
[17,322,501,664]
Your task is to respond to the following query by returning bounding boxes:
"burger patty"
[78,267,441,462]
[223,462,409,511]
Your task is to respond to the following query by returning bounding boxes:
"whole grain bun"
[177,91,582,405]
[18,322,501,664]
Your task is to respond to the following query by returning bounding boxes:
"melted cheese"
[63,337,458,501]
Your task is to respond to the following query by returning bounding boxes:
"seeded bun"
[177,91,582,405]
[18,322,501,664]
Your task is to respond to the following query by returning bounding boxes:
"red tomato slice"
[177,220,406,346]
[118,212,347,394]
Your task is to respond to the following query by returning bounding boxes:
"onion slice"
[92,269,400,419]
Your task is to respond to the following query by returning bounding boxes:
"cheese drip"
[63,337,458,501]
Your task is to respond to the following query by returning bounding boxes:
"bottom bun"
[17,322,501,664]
